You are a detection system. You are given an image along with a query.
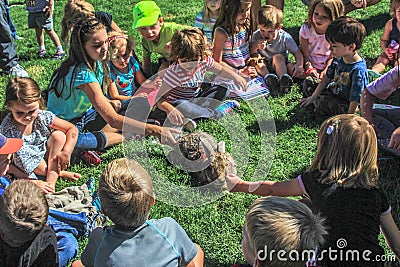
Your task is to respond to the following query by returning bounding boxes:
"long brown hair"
[49,18,109,99]
[213,0,253,49]
[5,77,45,110]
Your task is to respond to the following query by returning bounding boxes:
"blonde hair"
[390,0,400,17]
[309,114,378,189]
[5,77,45,110]
[170,28,209,62]
[258,5,283,29]
[245,196,327,267]
[61,0,95,45]
[0,180,49,247]
[108,31,134,61]
[99,158,154,229]
[202,0,221,23]
[305,0,344,28]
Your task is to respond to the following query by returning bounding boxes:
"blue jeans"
[0,0,18,71]
[47,209,88,267]
[170,85,228,119]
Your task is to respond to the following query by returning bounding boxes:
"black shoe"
[264,74,280,96]
[279,74,293,94]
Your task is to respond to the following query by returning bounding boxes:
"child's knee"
[49,130,67,145]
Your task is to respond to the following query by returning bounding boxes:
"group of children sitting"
[1,0,400,266]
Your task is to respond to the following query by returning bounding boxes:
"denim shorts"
[28,11,53,30]
[70,108,107,132]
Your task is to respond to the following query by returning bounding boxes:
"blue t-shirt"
[47,62,104,121]
[81,217,198,267]
[326,57,368,103]
[109,56,140,97]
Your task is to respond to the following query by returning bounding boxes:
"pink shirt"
[367,66,400,99]
[299,24,331,70]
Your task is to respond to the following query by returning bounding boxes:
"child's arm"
[360,88,375,125]
[155,83,185,125]
[51,117,78,170]
[300,36,319,78]
[320,56,333,79]
[380,211,400,259]
[108,82,132,101]
[135,70,162,91]
[43,0,53,17]
[211,62,247,91]
[292,49,304,78]
[226,174,304,197]
[380,19,393,59]
[347,101,359,114]
[142,56,152,78]
[212,29,225,63]
[300,75,331,107]
[186,244,204,267]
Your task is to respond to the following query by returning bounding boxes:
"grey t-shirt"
[252,29,299,61]
[81,217,198,267]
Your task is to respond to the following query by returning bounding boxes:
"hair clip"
[326,120,341,135]
[108,35,127,42]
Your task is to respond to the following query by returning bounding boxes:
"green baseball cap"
[132,1,162,29]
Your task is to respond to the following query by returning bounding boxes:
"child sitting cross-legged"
[74,158,204,266]
[300,16,369,118]
[251,5,304,95]
[156,28,246,127]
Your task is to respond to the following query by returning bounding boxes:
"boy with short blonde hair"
[79,158,204,267]
[241,196,327,267]
[251,5,304,95]
[132,1,186,77]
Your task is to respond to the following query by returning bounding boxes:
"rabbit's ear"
[217,141,225,153]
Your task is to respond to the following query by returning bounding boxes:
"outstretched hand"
[299,95,316,107]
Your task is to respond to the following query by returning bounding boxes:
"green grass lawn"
[2,0,400,266]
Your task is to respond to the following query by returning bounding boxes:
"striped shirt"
[215,26,250,69]
[164,56,215,102]
[193,11,216,45]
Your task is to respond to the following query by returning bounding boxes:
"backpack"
[167,132,236,193]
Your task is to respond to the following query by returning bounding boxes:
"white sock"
[39,45,45,51]
[56,46,64,53]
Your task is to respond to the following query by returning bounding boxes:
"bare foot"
[31,180,55,194]
[60,171,81,181]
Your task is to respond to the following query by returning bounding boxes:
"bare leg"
[46,130,67,188]
[35,28,44,47]
[44,29,62,48]
[272,54,288,77]
[344,0,381,14]
[371,54,390,73]
[101,124,124,146]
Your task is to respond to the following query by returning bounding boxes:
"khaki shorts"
[28,11,53,30]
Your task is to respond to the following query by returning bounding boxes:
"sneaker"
[279,74,293,94]
[6,64,29,77]
[81,151,101,166]
[264,74,280,96]
[85,177,96,195]
[91,190,102,212]
[215,100,240,118]
[52,51,66,60]
[38,49,46,58]
[302,76,320,97]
